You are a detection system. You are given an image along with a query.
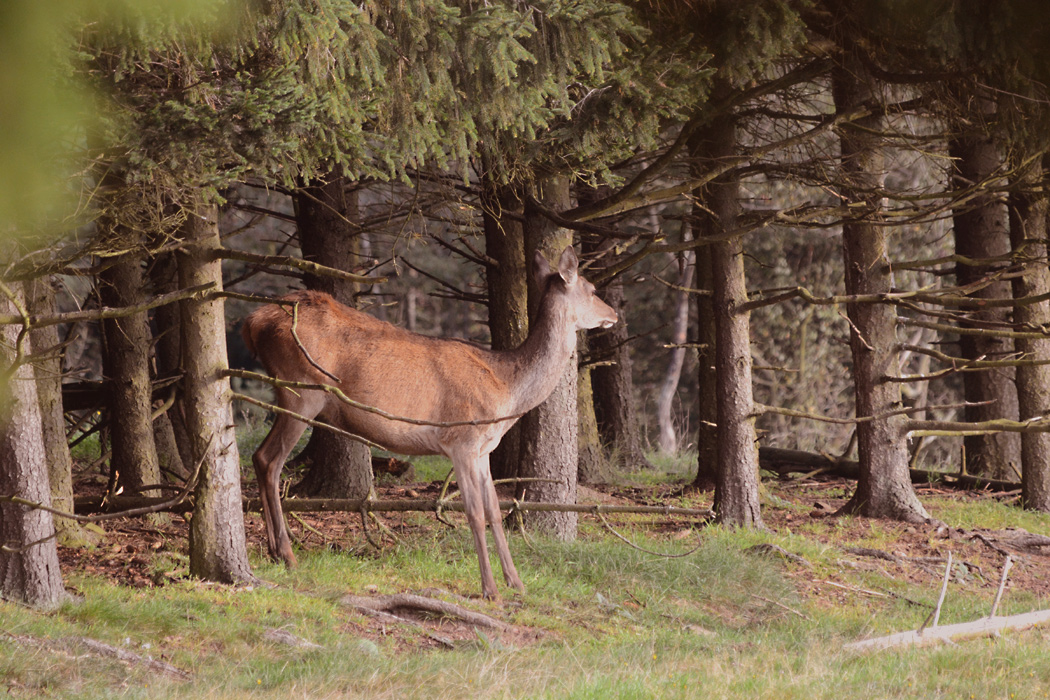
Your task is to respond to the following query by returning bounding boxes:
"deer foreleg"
[478,454,524,592]
[451,453,500,600]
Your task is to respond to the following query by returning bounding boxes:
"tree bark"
[27,277,95,546]
[950,110,1021,481]
[177,203,253,583]
[693,244,718,489]
[290,170,373,500]
[519,174,578,540]
[833,58,929,522]
[148,250,191,480]
[0,280,66,609]
[99,251,162,497]
[589,276,650,469]
[482,181,529,481]
[1009,160,1050,511]
[577,354,609,485]
[691,109,763,527]
[578,184,650,472]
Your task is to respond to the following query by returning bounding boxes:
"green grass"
[5,451,1050,699]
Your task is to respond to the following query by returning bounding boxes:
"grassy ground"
[4,451,1050,699]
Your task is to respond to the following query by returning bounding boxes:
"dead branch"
[340,593,508,631]
[72,494,715,520]
[906,415,1050,437]
[289,301,341,383]
[218,249,384,285]
[0,282,214,328]
[903,317,1050,340]
[844,608,1050,652]
[758,446,1019,492]
[4,633,190,680]
[989,555,1013,617]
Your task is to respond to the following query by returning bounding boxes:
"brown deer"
[242,246,616,599]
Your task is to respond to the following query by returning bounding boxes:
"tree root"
[340,592,509,632]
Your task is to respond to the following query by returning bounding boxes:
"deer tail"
[241,316,259,359]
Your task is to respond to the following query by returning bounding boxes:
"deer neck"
[502,294,576,414]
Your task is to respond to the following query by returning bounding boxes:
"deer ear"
[533,249,553,284]
[557,246,578,285]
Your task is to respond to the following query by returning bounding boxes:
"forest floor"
[7,460,1050,699]
[56,470,1050,646]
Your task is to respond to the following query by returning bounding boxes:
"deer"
[241,246,617,599]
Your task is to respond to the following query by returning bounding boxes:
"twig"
[925,551,953,631]
[989,555,1013,617]
[230,392,385,450]
[218,249,383,285]
[0,434,209,552]
[752,594,811,620]
[289,301,341,383]
[226,368,526,429]
[594,510,705,559]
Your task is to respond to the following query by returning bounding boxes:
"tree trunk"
[577,184,650,472]
[589,276,651,469]
[0,280,66,609]
[290,170,373,500]
[950,112,1021,481]
[656,249,695,454]
[482,181,529,481]
[519,175,578,540]
[177,202,253,583]
[577,352,609,485]
[1009,160,1050,511]
[99,251,162,497]
[693,245,718,489]
[833,59,929,522]
[692,110,763,527]
[148,250,191,480]
[27,277,95,547]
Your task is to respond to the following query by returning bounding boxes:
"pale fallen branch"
[4,633,191,680]
[844,608,1050,652]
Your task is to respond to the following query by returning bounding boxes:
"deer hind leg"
[478,454,524,592]
[252,410,311,567]
[450,450,500,600]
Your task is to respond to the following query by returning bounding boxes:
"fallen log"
[73,495,714,520]
[759,447,1019,492]
[844,608,1050,652]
